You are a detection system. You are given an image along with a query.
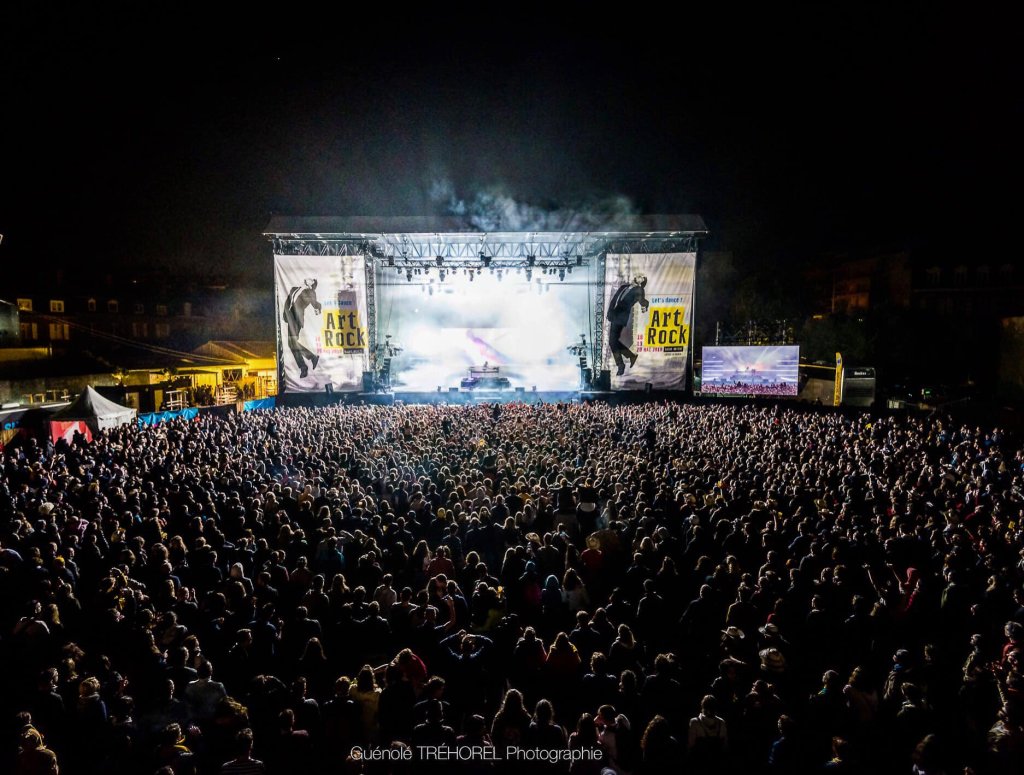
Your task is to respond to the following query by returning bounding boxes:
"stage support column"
[593,252,606,377]
[364,255,377,357]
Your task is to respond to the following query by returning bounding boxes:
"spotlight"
[469,271,474,281]
[558,269,565,281]
[576,255,583,266]
[387,256,395,267]
[497,270,503,281]
[406,270,413,282]
[396,267,402,275]
[439,269,446,282]
[525,268,532,281]
[436,255,444,267]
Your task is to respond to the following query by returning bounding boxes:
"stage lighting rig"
[567,334,588,357]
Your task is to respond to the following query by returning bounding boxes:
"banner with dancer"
[603,253,695,390]
[274,254,369,393]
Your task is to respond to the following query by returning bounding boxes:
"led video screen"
[700,345,800,396]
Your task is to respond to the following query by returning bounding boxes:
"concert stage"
[267,216,707,399]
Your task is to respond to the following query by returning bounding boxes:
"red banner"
[49,421,92,444]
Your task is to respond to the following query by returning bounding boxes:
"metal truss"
[593,254,606,375]
[363,256,377,357]
[714,319,799,346]
[271,233,702,265]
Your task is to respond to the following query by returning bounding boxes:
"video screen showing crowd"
[4,400,1023,775]
[700,346,801,398]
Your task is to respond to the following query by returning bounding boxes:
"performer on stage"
[283,278,322,378]
[607,274,649,376]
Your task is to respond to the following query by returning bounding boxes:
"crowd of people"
[2,400,1023,774]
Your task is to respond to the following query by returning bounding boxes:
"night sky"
[1,4,1016,282]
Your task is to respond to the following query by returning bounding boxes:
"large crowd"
[2,401,1023,775]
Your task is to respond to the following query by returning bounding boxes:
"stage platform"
[274,389,669,407]
[356,390,590,405]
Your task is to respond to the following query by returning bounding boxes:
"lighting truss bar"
[270,233,702,262]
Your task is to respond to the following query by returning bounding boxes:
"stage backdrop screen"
[700,345,800,396]
[275,254,369,393]
[603,253,695,390]
[376,266,593,391]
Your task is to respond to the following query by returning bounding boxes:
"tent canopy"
[50,386,136,430]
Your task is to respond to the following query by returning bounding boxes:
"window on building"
[108,300,119,313]
[87,298,97,312]
[976,266,990,285]
[20,322,38,340]
[131,322,149,338]
[953,265,968,286]
[49,300,65,313]
[16,298,32,312]
[133,303,144,315]
[999,264,1014,281]
[154,323,170,339]
[48,323,70,341]
[925,267,941,287]
[156,304,168,316]
[182,302,192,317]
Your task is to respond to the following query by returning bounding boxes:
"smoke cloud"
[430,181,640,232]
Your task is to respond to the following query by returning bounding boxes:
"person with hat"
[720,626,748,662]
[759,648,787,680]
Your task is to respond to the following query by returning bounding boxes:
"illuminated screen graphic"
[700,345,800,396]
[376,268,593,391]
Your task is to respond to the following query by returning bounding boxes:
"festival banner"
[603,253,695,390]
[274,254,369,393]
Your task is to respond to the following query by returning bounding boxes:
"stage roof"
[264,214,707,237]
[264,215,707,261]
